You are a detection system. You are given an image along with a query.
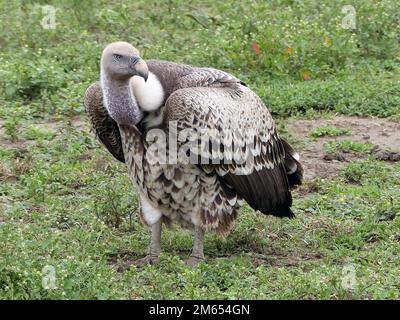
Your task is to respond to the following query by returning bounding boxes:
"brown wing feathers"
[220,136,295,218]
[84,82,125,163]
[174,68,245,98]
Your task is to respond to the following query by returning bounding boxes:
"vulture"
[84,42,303,266]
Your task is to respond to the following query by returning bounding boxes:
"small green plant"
[23,125,55,143]
[93,180,137,231]
[3,119,19,142]
[311,125,351,138]
[375,198,398,222]
[324,140,374,154]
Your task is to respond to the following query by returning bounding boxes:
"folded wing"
[84,82,125,163]
[164,85,303,218]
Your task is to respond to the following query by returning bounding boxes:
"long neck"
[100,71,142,126]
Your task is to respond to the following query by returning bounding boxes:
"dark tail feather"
[269,205,295,219]
[281,139,304,188]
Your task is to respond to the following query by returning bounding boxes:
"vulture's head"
[101,41,148,81]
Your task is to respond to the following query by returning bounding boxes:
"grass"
[311,125,351,138]
[0,0,399,300]
[324,140,374,154]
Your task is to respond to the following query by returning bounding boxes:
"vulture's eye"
[113,54,123,61]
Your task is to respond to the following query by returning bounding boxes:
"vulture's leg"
[132,196,163,265]
[185,226,205,266]
[148,220,162,262]
[133,220,162,265]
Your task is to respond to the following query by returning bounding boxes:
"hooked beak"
[130,55,149,82]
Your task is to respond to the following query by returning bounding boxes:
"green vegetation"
[311,125,351,138]
[324,140,374,154]
[0,0,399,300]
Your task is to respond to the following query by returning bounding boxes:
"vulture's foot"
[117,255,160,271]
[126,219,162,267]
[185,226,205,267]
[132,255,160,266]
[184,255,204,267]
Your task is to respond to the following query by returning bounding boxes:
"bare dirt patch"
[286,115,400,181]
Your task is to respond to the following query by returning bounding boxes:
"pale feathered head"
[100,42,148,126]
[101,41,148,81]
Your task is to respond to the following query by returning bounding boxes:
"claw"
[133,255,160,266]
[184,255,204,267]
